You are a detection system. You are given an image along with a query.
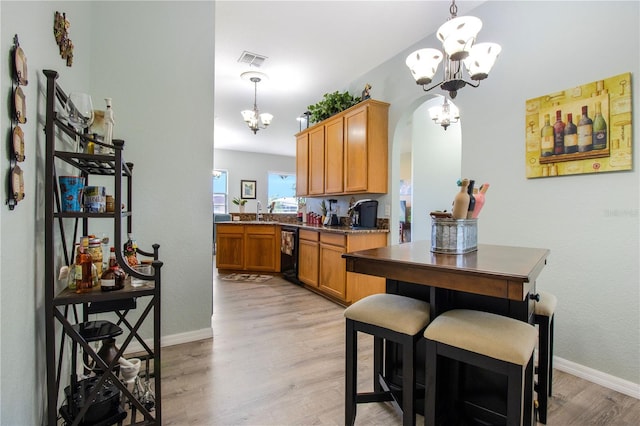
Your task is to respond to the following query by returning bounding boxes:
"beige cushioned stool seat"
[535,290,557,317]
[344,293,430,335]
[424,309,537,366]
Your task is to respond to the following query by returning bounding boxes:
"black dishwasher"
[280,226,301,285]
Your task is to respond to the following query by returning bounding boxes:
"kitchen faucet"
[256,200,263,221]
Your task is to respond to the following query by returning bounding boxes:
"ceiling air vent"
[238,51,267,68]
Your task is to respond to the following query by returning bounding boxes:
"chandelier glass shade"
[406,0,501,99]
[240,72,273,134]
[428,97,460,130]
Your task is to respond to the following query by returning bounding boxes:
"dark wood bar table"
[343,241,550,425]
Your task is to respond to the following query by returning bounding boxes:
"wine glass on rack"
[65,92,94,152]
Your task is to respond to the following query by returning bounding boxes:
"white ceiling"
[214,0,485,157]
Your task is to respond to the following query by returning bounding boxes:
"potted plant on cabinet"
[307,90,361,124]
[233,197,247,213]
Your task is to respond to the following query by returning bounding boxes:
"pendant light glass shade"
[406,48,444,85]
[241,110,257,123]
[260,113,273,126]
[463,42,502,81]
[436,16,482,61]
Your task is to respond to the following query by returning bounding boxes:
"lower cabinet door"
[216,233,244,270]
[298,239,319,287]
[319,243,347,302]
[245,233,277,271]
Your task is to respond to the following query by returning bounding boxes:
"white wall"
[461,0,639,387]
[350,1,639,390]
[214,148,295,214]
[1,2,93,423]
[1,2,214,423]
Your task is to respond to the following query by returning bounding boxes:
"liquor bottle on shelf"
[563,113,578,154]
[67,243,80,290]
[540,114,554,157]
[452,179,470,220]
[76,237,93,293]
[553,110,565,155]
[577,105,593,152]
[101,247,125,291]
[123,233,139,266]
[466,180,476,219]
[592,101,607,150]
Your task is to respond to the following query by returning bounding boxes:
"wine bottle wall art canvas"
[525,72,632,178]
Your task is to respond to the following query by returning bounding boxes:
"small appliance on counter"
[324,199,340,226]
[351,199,378,228]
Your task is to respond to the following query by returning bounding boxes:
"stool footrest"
[356,392,394,404]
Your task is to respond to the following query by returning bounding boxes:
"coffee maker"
[323,199,340,226]
[350,199,378,228]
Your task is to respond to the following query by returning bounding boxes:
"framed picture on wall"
[524,72,632,178]
[241,180,256,199]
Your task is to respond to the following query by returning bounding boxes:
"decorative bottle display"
[95,338,120,373]
[452,179,470,220]
[76,237,93,293]
[88,236,103,279]
[103,98,115,151]
[101,247,125,291]
[592,101,607,150]
[466,180,476,219]
[577,105,593,152]
[553,110,565,155]
[472,183,490,219]
[540,114,554,157]
[123,233,139,266]
[563,113,578,154]
[67,243,80,290]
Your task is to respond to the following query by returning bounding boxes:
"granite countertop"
[217,220,388,234]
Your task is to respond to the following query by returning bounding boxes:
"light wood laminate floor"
[160,273,640,425]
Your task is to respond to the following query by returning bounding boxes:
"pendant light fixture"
[240,71,273,134]
[429,97,460,130]
[405,0,501,99]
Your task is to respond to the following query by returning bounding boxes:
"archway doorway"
[392,96,462,244]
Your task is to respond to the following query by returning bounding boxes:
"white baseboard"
[124,327,213,355]
[554,356,640,399]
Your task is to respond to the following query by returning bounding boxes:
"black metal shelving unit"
[43,69,162,426]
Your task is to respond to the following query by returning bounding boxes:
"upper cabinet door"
[308,126,325,195]
[324,116,344,194]
[344,106,368,193]
[296,133,309,197]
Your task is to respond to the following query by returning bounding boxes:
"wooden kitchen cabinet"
[296,133,309,196]
[216,223,281,272]
[298,229,319,287]
[216,224,245,270]
[308,126,325,195]
[324,116,344,194]
[245,225,280,271]
[319,233,348,300]
[298,228,388,305]
[294,99,389,196]
[344,100,389,194]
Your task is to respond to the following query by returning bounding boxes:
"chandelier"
[240,71,273,134]
[405,0,501,99]
[429,97,460,130]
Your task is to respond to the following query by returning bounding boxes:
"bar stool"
[534,291,557,424]
[423,309,537,426]
[344,293,431,426]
